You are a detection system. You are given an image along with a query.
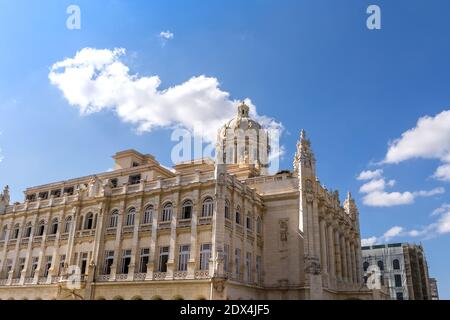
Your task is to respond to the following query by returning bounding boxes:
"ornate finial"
[237,101,249,118]
[300,129,306,140]
[347,191,352,200]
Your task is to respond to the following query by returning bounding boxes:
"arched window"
[377,260,384,271]
[109,210,119,228]
[181,200,193,220]
[246,211,252,230]
[24,222,32,238]
[393,259,400,270]
[363,261,369,272]
[225,200,230,220]
[235,206,241,225]
[12,224,20,239]
[37,220,45,236]
[256,216,262,234]
[50,218,59,235]
[1,225,8,240]
[84,213,94,230]
[64,217,72,233]
[202,197,214,217]
[143,205,153,224]
[162,203,173,222]
[126,208,136,226]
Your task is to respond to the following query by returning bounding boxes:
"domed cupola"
[216,101,270,176]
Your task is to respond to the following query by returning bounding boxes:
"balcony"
[77,229,96,237]
[24,277,34,284]
[158,221,171,230]
[33,236,42,244]
[177,219,191,228]
[121,225,134,234]
[21,238,30,245]
[194,270,210,279]
[198,216,212,226]
[96,274,110,282]
[139,224,152,233]
[47,234,56,242]
[116,273,129,281]
[60,233,69,240]
[173,271,188,280]
[105,228,117,236]
[0,279,8,286]
[11,278,20,285]
[152,272,166,280]
[134,273,146,281]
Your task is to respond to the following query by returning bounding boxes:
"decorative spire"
[237,101,249,118]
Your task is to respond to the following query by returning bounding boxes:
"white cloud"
[357,169,445,207]
[384,110,450,182]
[362,191,414,207]
[359,178,386,193]
[48,47,281,143]
[159,30,174,40]
[357,169,383,181]
[361,237,377,246]
[433,164,450,182]
[361,226,404,246]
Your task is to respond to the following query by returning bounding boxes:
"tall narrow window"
[246,212,252,230]
[143,205,153,224]
[235,207,241,225]
[37,220,45,236]
[128,174,141,185]
[126,208,136,226]
[158,247,169,272]
[17,258,26,278]
[64,216,72,233]
[109,209,119,228]
[224,244,230,272]
[363,261,369,272]
[121,250,132,274]
[162,203,173,222]
[181,200,193,220]
[43,256,52,277]
[256,256,262,283]
[139,248,150,273]
[393,259,400,270]
[394,274,402,287]
[103,251,114,275]
[80,253,88,275]
[13,224,20,239]
[50,218,58,234]
[31,257,39,277]
[24,223,32,238]
[256,217,262,234]
[235,248,241,278]
[1,225,7,240]
[377,260,384,271]
[59,255,66,275]
[246,252,252,281]
[84,213,94,230]
[225,200,230,220]
[202,198,214,217]
[200,244,211,270]
[178,245,190,271]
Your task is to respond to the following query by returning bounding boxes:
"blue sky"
[0,0,449,298]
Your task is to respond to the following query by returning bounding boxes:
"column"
[187,190,199,279]
[334,229,342,282]
[110,201,125,280]
[340,233,348,283]
[128,200,143,280]
[327,224,336,287]
[319,218,328,283]
[166,194,179,280]
[345,237,353,284]
[146,195,160,280]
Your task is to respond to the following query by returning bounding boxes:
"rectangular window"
[235,248,241,277]
[59,255,66,275]
[121,249,132,274]
[17,258,26,278]
[80,253,88,275]
[103,251,114,275]
[224,244,230,272]
[44,256,52,277]
[200,243,211,271]
[246,252,252,282]
[110,178,118,188]
[129,174,141,185]
[50,189,61,198]
[139,248,150,273]
[31,257,39,277]
[26,194,37,201]
[158,247,169,272]
[63,187,74,196]
[394,274,402,287]
[178,245,190,271]
[256,256,262,283]
[38,191,49,200]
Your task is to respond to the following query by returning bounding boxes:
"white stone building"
[0,102,384,300]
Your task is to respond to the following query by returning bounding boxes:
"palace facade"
[0,102,385,300]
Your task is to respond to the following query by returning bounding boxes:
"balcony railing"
[177,219,191,228]
[122,226,134,234]
[96,274,110,282]
[139,224,152,232]
[105,228,117,235]
[194,270,210,279]
[198,216,212,225]
[77,229,96,237]
[33,236,42,244]
[116,273,128,281]
[158,221,171,229]
[153,272,166,280]
[134,273,146,281]
[173,271,188,280]
[24,277,34,284]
